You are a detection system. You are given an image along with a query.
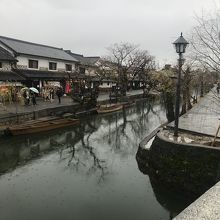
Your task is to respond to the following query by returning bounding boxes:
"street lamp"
[173,33,189,137]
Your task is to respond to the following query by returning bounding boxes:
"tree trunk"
[186,87,192,110]
[200,78,204,97]
[164,92,175,122]
[181,91,186,115]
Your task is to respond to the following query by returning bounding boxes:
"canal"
[0,99,191,220]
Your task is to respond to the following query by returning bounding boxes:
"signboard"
[45,81,60,87]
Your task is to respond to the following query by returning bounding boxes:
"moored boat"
[6,118,80,136]
[122,101,136,108]
[97,104,123,114]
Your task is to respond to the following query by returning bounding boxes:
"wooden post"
[212,121,220,147]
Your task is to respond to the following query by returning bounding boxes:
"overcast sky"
[0,0,217,67]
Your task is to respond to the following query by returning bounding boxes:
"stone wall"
[0,93,147,125]
[137,131,220,198]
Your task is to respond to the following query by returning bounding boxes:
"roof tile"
[0,36,78,62]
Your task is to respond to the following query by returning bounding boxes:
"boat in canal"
[122,101,136,108]
[6,117,80,136]
[96,103,123,114]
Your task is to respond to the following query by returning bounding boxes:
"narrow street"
[0,90,144,116]
[168,88,220,138]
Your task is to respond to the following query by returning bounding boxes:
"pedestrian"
[42,88,47,101]
[23,90,30,105]
[45,89,50,101]
[49,88,55,102]
[31,92,37,105]
[217,82,220,94]
[27,91,30,105]
[56,87,63,104]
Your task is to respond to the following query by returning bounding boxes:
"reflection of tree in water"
[51,99,165,182]
[52,118,108,183]
[0,99,166,183]
[137,98,164,125]
[98,98,165,153]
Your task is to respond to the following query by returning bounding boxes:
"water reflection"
[136,154,195,219]
[0,98,165,179]
[0,98,170,220]
[136,129,220,219]
[56,120,108,183]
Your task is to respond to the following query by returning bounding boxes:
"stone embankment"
[137,89,220,219]
[0,90,158,135]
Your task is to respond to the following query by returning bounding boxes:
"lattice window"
[29,60,38,69]
[49,62,57,70]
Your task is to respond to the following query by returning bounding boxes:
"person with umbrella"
[29,87,39,105]
[21,87,29,105]
[30,92,36,105]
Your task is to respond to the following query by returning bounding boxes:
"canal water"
[0,99,189,220]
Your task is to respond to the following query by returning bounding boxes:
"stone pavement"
[0,89,144,117]
[0,96,75,117]
[169,88,220,220]
[168,88,220,137]
[174,181,220,220]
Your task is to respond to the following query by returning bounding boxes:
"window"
[49,62,57,70]
[28,60,38,69]
[66,64,72,71]
[79,67,85,74]
[0,62,2,68]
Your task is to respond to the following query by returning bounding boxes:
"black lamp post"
[173,33,189,137]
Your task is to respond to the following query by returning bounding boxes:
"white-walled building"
[0,36,79,88]
[66,51,118,90]
[0,46,24,83]
[65,51,100,76]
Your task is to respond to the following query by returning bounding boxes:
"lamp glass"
[175,44,186,53]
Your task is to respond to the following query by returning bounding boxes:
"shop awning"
[15,69,68,80]
[0,71,25,81]
[67,72,86,79]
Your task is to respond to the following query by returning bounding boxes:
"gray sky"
[0,0,217,67]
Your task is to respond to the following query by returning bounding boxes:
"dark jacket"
[56,88,63,97]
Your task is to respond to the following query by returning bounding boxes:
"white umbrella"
[29,87,39,94]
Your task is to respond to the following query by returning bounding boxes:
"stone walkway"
[168,88,220,137]
[174,181,220,220]
[0,89,144,117]
[169,88,220,220]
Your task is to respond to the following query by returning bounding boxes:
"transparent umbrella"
[29,87,39,94]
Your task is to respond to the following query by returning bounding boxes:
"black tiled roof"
[0,36,78,62]
[83,56,100,65]
[66,51,100,66]
[0,47,16,61]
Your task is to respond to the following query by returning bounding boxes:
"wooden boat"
[122,101,136,108]
[75,107,97,117]
[97,104,123,114]
[6,118,80,136]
